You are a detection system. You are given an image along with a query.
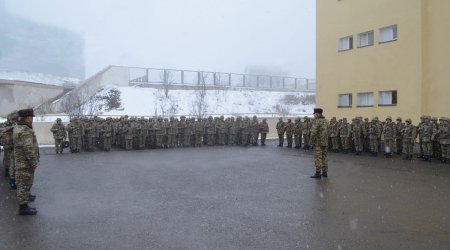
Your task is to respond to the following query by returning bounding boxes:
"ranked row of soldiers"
[51,115,270,153]
[277,115,450,164]
[0,109,39,215]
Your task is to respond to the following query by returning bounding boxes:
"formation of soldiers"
[0,109,39,215]
[52,115,270,153]
[276,115,450,164]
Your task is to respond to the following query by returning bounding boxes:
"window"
[338,93,352,107]
[339,36,353,51]
[379,25,397,43]
[378,90,397,105]
[357,92,374,106]
[357,31,374,48]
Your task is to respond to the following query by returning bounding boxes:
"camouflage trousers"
[314,146,328,172]
[278,133,284,146]
[353,136,363,152]
[242,133,249,146]
[178,134,186,146]
[294,134,302,147]
[218,133,225,145]
[441,144,450,158]
[395,137,403,154]
[207,134,215,146]
[331,137,339,150]
[138,136,146,149]
[250,131,259,145]
[402,139,414,155]
[303,133,310,147]
[16,167,34,205]
[433,140,441,158]
[103,137,112,151]
[194,132,203,146]
[156,135,164,147]
[422,138,433,156]
[370,138,379,152]
[340,136,350,150]
[185,134,192,146]
[3,148,12,174]
[228,133,236,146]
[260,133,267,145]
[125,139,133,150]
[384,139,394,154]
[54,139,64,153]
[286,133,293,146]
[167,134,176,148]
[71,136,82,152]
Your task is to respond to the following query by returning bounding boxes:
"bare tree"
[190,72,208,118]
[159,70,175,98]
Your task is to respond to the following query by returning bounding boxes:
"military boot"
[322,171,328,178]
[310,172,322,178]
[408,155,413,160]
[28,194,36,202]
[18,204,37,216]
[5,168,9,178]
[402,154,409,160]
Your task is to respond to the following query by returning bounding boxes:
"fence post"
[257,76,260,88]
[270,76,273,88]
[163,69,168,83]
[228,73,231,86]
[282,77,285,89]
[181,71,184,85]
[146,69,149,82]
[198,71,201,85]
[306,79,309,90]
[243,75,246,87]
[213,72,217,86]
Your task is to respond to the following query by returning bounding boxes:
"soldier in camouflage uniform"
[401,118,416,160]
[363,118,370,152]
[382,116,396,158]
[0,111,19,189]
[431,117,441,159]
[417,116,425,158]
[250,116,260,146]
[228,117,238,146]
[418,116,435,161]
[177,116,187,147]
[294,118,303,149]
[329,117,339,152]
[351,117,364,155]
[368,117,381,157]
[276,118,286,147]
[310,108,329,178]
[51,118,66,154]
[13,109,39,215]
[204,116,214,146]
[285,118,294,148]
[194,117,204,147]
[167,117,178,148]
[302,117,311,149]
[437,117,450,163]
[259,118,269,146]
[241,117,251,146]
[100,117,114,151]
[67,117,83,153]
[395,117,405,155]
[339,118,351,154]
[216,116,226,146]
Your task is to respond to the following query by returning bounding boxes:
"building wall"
[317,0,449,123]
[421,0,450,117]
[0,81,64,117]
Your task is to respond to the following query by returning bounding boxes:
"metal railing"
[128,67,315,91]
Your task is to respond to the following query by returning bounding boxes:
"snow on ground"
[0,70,80,86]
[100,86,314,117]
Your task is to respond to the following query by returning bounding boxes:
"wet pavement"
[1,141,449,249]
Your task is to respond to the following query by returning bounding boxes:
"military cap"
[313,108,323,114]
[424,115,431,120]
[56,118,62,121]
[432,117,438,121]
[18,109,35,117]
[364,118,369,121]
[396,117,402,121]
[374,116,379,120]
[439,116,446,121]
[405,118,412,123]
[420,115,425,119]
[386,116,392,121]
[7,111,19,121]
[342,117,347,121]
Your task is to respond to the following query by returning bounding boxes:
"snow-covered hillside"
[97,86,314,117]
[0,70,80,86]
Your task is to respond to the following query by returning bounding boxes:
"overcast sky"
[4,0,315,78]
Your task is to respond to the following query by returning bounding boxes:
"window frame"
[338,93,353,108]
[338,36,353,52]
[379,25,398,44]
[356,92,374,107]
[357,30,374,48]
[378,90,398,106]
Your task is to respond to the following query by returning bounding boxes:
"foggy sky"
[4,0,315,78]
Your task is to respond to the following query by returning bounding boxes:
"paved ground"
[1,141,449,250]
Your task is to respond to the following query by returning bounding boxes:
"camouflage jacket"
[402,124,416,140]
[51,123,66,140]
[285,122,295,134]
[396,122,405,139]
[259,122,269,133]
[276,121,285,134]
[438,125,450,144]
[310,116,329,147]
[339,122,351,137]
[13,123,39,170]
[383,122,396,140]
[0,123,14,149]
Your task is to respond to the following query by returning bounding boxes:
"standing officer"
[50,118,66,154]
[13,109,39,215]
[276,118,286,147]
[310,108,329,178]
[259,118,269,146]
[285,118,294,148]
